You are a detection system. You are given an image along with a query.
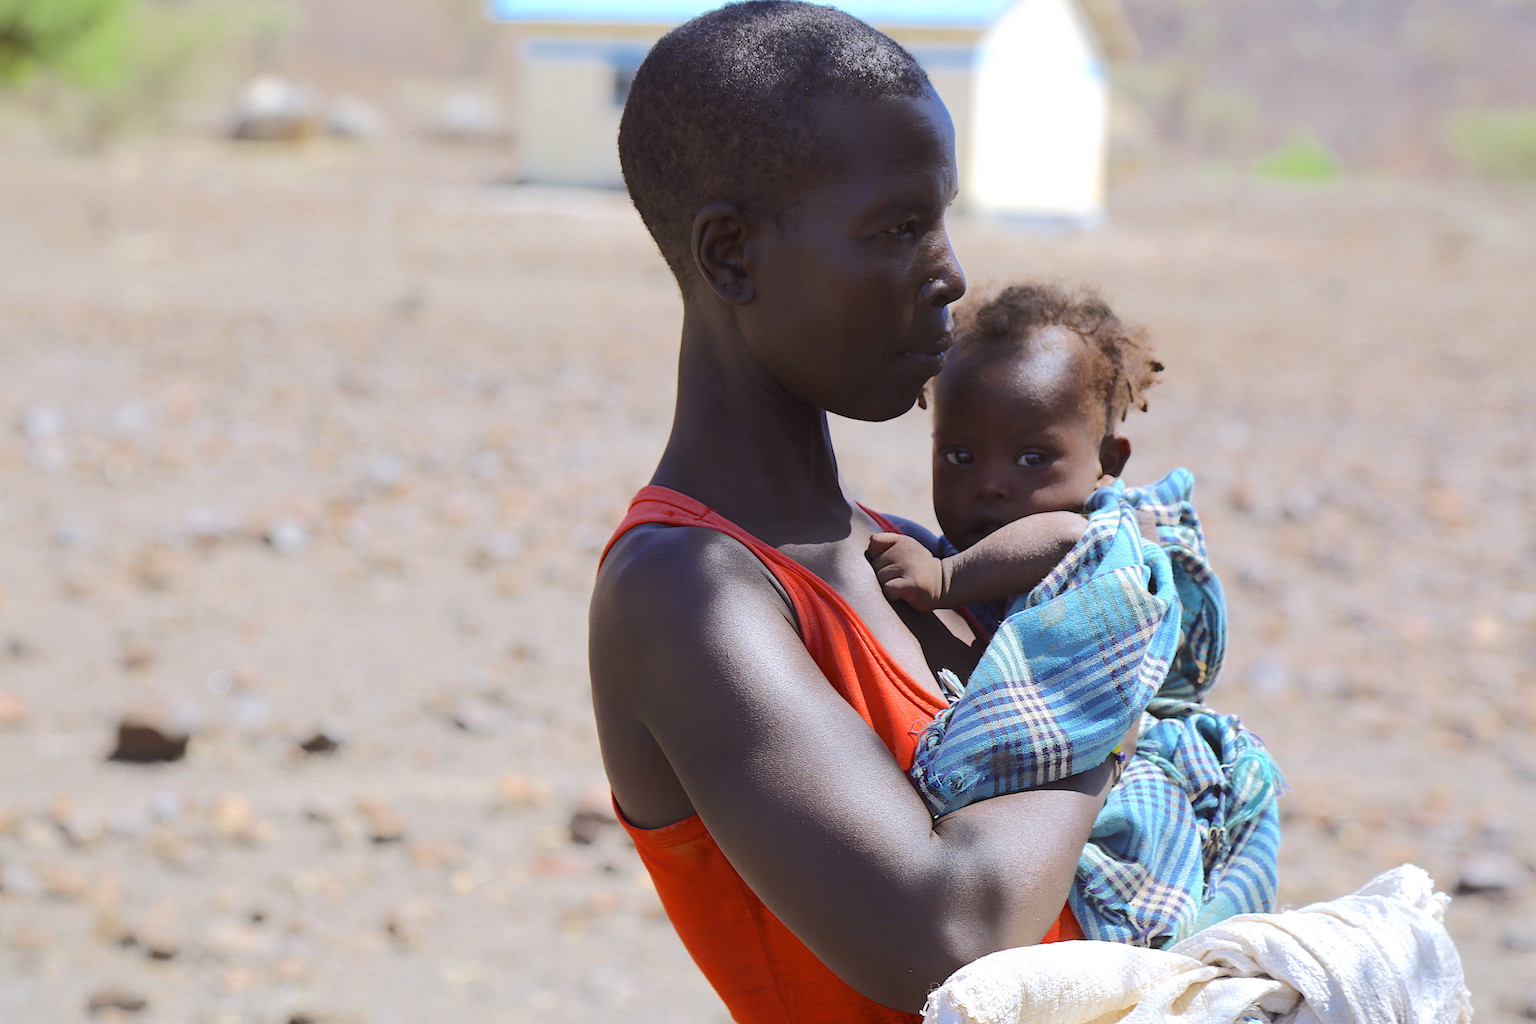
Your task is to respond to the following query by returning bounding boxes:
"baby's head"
[930,283,1162,550]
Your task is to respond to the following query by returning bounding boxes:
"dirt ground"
[1,135,1534,1023]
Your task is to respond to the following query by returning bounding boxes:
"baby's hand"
[867,533,945,612]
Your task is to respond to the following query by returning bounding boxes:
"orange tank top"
[602,486,1082,1024]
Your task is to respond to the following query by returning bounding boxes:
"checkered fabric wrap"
[1071,472,1282,947]
[909,491,1180,817]
[911,469,1285,948]
[1092,469,1226,706]
[1071,706,1284,947]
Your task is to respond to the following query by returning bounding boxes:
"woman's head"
[621,2,966,422]
[618,1,935,292]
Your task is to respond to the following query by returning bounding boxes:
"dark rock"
[298,730,342,755]
[568,792,619,845]
[108,720,189,764]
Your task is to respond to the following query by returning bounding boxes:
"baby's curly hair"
[950,282,1163,426]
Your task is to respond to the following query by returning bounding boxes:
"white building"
[487,0,1135,224]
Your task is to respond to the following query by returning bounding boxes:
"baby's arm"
[869,511,1088,612]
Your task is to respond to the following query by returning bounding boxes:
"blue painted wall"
[487,0,1015,29]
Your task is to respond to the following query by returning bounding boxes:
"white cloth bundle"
[922,865,1471,1024]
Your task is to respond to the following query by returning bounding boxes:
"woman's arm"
[591,524,1113,1011]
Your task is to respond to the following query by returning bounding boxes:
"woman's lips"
[902,334,952,375]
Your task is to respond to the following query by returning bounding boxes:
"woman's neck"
[651,315,854,543]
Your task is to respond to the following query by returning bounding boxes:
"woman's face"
[740,89,967,423]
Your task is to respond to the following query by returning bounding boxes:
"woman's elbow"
[840,903,1043,1012]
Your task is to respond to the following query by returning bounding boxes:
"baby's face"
[931,328,1111,550]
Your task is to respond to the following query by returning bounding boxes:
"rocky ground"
[1,137,1533,1023]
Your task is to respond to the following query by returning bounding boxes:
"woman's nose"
[920,228,966,308]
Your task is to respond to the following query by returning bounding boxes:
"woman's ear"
[690,201,755,305]
[1099,433,1132,479]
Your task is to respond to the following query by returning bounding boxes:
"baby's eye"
[941,449,972,467]
[1016,452,1049,468]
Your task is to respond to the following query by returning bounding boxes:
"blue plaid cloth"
[909,469,1285,948]
[910,492,1180,815]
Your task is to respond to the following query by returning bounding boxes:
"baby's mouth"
[964,518,1004,547]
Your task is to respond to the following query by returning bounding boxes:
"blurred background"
[1,1,1533,1022]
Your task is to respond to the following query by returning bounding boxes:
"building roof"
[487,1,1138,60]
[487,1,1018,29]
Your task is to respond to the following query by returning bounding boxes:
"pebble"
[1502,921,1536,952]
[108,716,190,764]
[0,690,29,728]
[326,94,389,140]
[448,696,510,734]
[568,790,619,846]
[265,518,311,556]
[118,638,158,674]
[384,897,439,950]
[495,772,552,811]
[0,861,40,894]
[298,728,344,755]
[356,796,407,843]
[36,859,90,900]
[229,75,320,142]
[429,90,503,142]
[87,987,147,1014]
[47,797,105,847]
[211,794,274,845]
[129,544,190,592]
[1244,659,1291,694]
[1455,848,1529,895]
[127,909,181,960]
[206,919,273,957]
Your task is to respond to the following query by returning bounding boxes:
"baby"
[871,283,1284,948]
[869,282,1156,631]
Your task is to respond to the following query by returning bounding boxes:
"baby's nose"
[973,470,1010,500]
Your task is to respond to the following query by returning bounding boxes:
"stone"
[383,897,439,950]
[357,796,407,843]
[568,790,618,846]
[429,91,503,143]
[298,729,343,755]
[230,76,320,142]
[129,544,190,592]
[0,690,28,728]
[87,987,147,1014]
[495,772,552,811]
[1502,921,1536,952]
[325,95,388,140]
[211,794,274,845]
[118,638,157,674]
[37,859,90,900]
[447,697,509,734]
[108,716,190,763]
[1455,848,1529,895]
[265,518,311,556]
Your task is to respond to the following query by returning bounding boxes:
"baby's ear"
[1098,434,1131,479]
